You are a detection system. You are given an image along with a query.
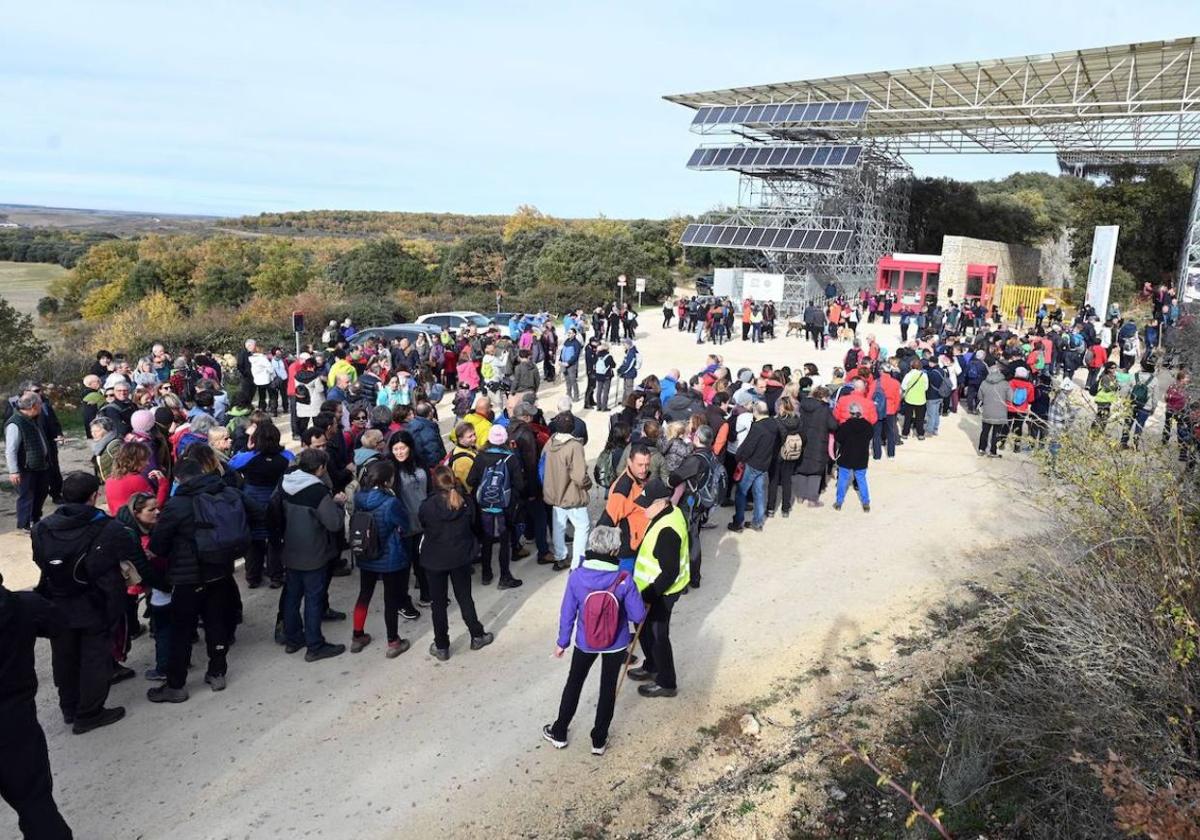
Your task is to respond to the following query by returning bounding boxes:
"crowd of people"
[2,284,1196,837]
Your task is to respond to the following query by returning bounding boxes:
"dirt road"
[0,315,1041,839]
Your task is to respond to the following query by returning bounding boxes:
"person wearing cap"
[625,478,689,698]
[833,403,874,512]
[1002,366,1035,452]
[466,424,526,588]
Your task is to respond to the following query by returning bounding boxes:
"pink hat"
[488,425,508,446]
[130,409,155,435]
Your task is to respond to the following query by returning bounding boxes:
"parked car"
[348,323,441,347]
[415,311,494,332]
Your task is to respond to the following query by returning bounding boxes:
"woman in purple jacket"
[542,525,647,755]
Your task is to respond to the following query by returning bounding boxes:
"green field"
[0,260,67,314]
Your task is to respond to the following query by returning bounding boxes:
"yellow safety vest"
[634,507,690,596]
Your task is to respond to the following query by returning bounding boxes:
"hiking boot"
[143,668,167,682]
[72,706,125,735]
[833,502,842,511]
[726,521,744,533]
[765,510,775,518]
[513,545,531,560]
[274,621,286,645]
[110,664,136,685]
[551,559,570,571]
[470,632,495,651]
[147,685,189,704]
[399,606,421,621]
[351,633,372,654]
[322,609,346,622]
[498,576,523,590]
[305,643,346,662]
[284,642,303,654]
[429,644,450,661]
[536,553,557,566]
[247,579,262,589]
[417,597,432,608]
[386,639,410,659]
[541,724,567,749]
[862,503,871,513]
[781,510,791,519]
[331,565,352,577]
[204,673,227,691]
[626,666,656,682]
[637,684,678,698]
[480,572,494,586]
[748,522,764,532]
[690,576,701,590]
[988,452,1002,459]
[918,435,926,441]
[268,578,284,589]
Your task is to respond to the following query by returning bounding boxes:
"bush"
[36,296,60,319]
[0,297,50,391]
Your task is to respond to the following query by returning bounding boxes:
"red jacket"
[1086,345,1108,369]
[1006,379,1035,413]
[286,359,305,397]
[833,393,878,425]
[105,471,168,515]
[871,374,902,416]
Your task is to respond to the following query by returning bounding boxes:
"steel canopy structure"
[667,37,1200,306]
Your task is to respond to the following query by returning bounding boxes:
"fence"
[997,285,1050,321]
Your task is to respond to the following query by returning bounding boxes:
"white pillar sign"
[1085,225,1119,313]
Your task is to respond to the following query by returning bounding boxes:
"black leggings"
[354,569,402,642]
[402,534,429,603]
[480,526,512,579]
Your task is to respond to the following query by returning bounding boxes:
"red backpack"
[581,572,628,650]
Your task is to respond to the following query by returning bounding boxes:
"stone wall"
[938,235,1043,303]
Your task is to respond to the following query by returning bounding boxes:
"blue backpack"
[1010,385,1029,407]
[560,342,578,366]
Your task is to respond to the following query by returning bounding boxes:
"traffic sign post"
[635,277,646,309]
[292,311,304,355]
[617,274,627,307]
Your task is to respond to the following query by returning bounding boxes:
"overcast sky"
[1,1,1197,218]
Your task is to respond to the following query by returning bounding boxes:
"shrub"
[36,296,60,319]
[0,297,50,391]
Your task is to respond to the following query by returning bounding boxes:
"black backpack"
[691,450,728,512]
[33,516,108,598]
[347,510,382,562]
[192,487,251,567]
[476,453,514,514]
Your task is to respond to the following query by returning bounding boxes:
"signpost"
[291,311,304,355]
[635,276,646,309]
[617,274,627,307]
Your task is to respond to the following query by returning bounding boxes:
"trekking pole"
[615,620,646,698]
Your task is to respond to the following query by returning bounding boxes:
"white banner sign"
[712,268,738,298]
[1085,225,1119,313]
[1183,266,1200,304]
[741,271,785,303]
[635,277,646,293]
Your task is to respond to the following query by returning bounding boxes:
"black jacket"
[150,473,256,585]
[0,585,63,739]
[735,417,779,472]
[796,397,837,476]
[32,503,133,631]
[418,491,479,572]
[835,417,874,470]
[507,420,541,497]
[467,444,527,507]
[663,389,705,423]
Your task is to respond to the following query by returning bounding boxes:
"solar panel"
[692,107,713,125]
[849,101,869,120]
[686,149,705,167]
[678,224,851,254]
[712,147,733,167]
[686,143,865,170]
[812,147,832,165]
[843,145,862,165]
[826,146,847,166]
[746,105,767,123]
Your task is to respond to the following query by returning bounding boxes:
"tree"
[502,205,562,241]
[503,226,562,293]
[328,238,432,295]
[53,238,138,316]
[249,240,319,297]
[534,231,671,304]
[0,297,49,387]
[438,234,506,293]
[126,259,165,300]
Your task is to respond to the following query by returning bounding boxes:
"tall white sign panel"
[741,271,786,302]
[1085,225,1119,313]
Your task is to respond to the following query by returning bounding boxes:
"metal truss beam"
[1179,158,1200,302]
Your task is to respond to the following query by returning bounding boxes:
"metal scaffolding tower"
[667,37,1200,307]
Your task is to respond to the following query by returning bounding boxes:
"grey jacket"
[278,470,343,571]
[978,368,1010,425]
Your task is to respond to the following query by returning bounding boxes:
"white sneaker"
[542,724,567,749]
[591,742,607,756]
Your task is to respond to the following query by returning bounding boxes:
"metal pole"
[1176,158,1200,306]
[619,285,624,308]
[294,331,301,356]
[638,291,643,310]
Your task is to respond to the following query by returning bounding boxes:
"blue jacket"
[660,376,678,404]
[406,416,446,469]
[352,488,410,573]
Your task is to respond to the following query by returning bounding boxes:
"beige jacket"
[542,433,591,509]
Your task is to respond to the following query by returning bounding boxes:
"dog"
[785,319,805,337]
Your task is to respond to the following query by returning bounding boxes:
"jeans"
[15,468,49,529]
[552,505,590,568]
[426,565,484,651]
[594,378,612,410]
[167,577,236,689]
[734,464,767,527]
[526,499,551,556]
[550,649,625,748]
[50,626,113,721]
[149,601,173,675]
[835,467,870,506]
[640,594,678,690]
[0,710,73,840]
[1120,407,1152,448]
[284,568,328,652]
[622,377,636,402]
[563,364,579,401]
[925,398,942,434]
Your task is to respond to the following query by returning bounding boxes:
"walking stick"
[615,620,646,698]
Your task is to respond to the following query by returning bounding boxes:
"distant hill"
[224,209,510,240]
[0,204,220,236]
